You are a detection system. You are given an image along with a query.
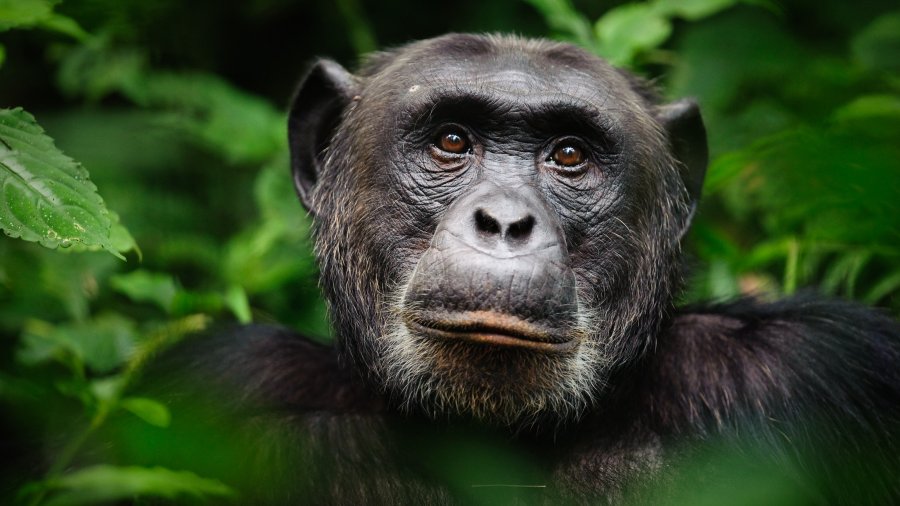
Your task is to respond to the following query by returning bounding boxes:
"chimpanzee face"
[289,34,706,426]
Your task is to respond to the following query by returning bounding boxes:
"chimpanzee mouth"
[404,310,577,353]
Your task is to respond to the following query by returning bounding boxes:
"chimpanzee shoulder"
[632,295,900,502]
[143,324,382,415]
[648,295,900,438]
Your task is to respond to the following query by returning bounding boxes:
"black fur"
[140,34,900,504]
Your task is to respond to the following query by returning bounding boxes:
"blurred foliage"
[0,0,898,504]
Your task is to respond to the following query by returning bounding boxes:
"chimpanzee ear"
[656,99,708,225]
[288,59,358,214]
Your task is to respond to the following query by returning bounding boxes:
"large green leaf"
[0,108,123,257]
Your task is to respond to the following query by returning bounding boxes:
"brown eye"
[551,144,586,167]
[436,130,469,154]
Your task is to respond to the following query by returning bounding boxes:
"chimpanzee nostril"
[474,208,502,236]
[448,184,562,255]
[506,215,535,242]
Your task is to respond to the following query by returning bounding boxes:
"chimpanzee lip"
[404,310,577,353]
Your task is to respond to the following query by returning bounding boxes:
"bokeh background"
[1,0,898,504]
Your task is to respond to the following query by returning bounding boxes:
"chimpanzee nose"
[474,207,535,245]
[438,182,562,257]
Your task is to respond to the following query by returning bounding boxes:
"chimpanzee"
[146,34,900,504]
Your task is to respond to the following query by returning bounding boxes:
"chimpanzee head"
[288,34,706,427]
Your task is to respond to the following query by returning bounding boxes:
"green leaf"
[821,251,871,297]
[595,3,672,66]
[60,210,139,257]
[223,284,252,324]
[120,397,171,428]
[90,376,125,403]
[18,319,83,372]
[654,0,739,21]
[0,0,56,30]
[851,11,900,72]
[0,108,122,258]
[18,314,138,374]
[525,0,597,49]
[39,465,234,505]
[0,44,6,68]
[37,13,88,40]
[56,41,146,102]
[108,211,140,259]
[864,270,900,305]
[110,270,178,313]
[832,94,900,123]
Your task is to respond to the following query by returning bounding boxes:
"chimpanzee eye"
[550,143,586,167]
[434,127,470,154]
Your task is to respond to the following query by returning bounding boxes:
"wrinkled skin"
[292,35,700,426]
[127,34,899,505]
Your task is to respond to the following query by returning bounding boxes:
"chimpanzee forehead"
[371,35,645,117]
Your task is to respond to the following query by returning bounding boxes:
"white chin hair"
[374,303,609,427]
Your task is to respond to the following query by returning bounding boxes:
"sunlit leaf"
[524,0,596,49]
[120,397,171,428]
[864,270,900,306]
[90,375,124,403]
[38,13,88,40]
[595,3,672,66]
[0,108,123,258]
[223,284,252,324]
[821,251,871,297]
[0,0,55,30]
[39,465,234,505]
[832,94,900,124]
